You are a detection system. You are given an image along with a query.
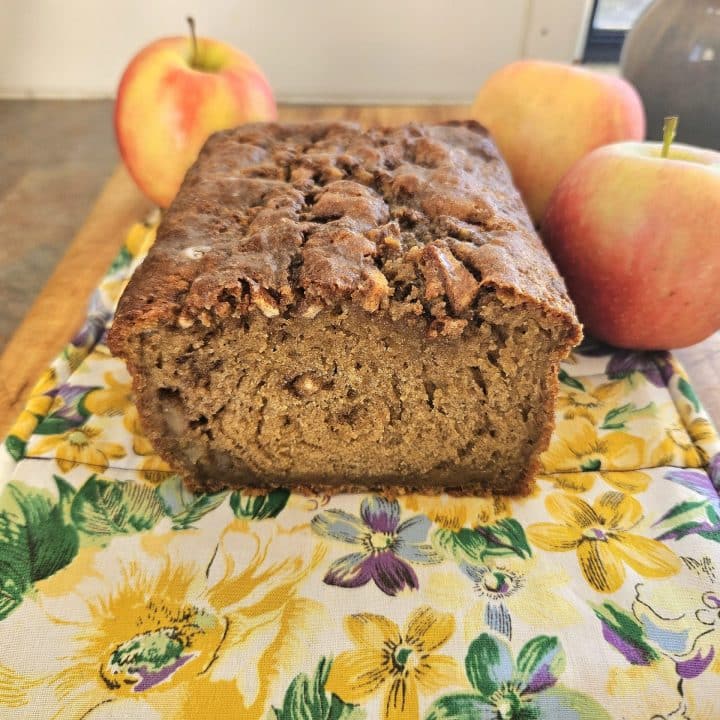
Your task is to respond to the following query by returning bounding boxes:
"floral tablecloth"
[1,220,720,720]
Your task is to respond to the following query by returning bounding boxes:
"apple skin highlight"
[471,60,645,225]
[115,35,276,208]
[542,141,720,349]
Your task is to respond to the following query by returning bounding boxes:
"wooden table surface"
[0,100,118,351]
[1,104,718,435]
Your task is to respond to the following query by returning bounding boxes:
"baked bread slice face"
[108,121,581,494]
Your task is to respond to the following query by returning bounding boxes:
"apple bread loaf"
[108,121,581,495]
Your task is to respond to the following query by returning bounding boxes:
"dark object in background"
[621,0,720,149]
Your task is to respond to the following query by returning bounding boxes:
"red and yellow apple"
[471,60,645,224]
[115,20,277,208]
[542,127,720,349]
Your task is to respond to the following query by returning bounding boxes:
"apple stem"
[661,116,678,158]
[187,16,199,68]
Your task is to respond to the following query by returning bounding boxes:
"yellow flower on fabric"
[63,345,90,373]
[99,221,159,306]
[27,424,126,472]
[657,416,715,467]
[0,663,44,708]
[527,491,680,593]
[633,569,720,676]
[326,606,463,720]
[687,417,716,463]
[98,276,127,308]
[542,418,645,474]
[606,637,720,719]
[402,495,510,531]
[83,372,133,416]
[123,404,151,454]
[6,368,56,442]
[538,470,651,495]
[557,378,625,425]
[139,454,172,484]
[606,660,684,720]
[425,557,580,641]
[2,525,324,719]
[651,422,704,468]
[123,405,171,481]
[125,221,158,258]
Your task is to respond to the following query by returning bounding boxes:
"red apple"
[543,120,720,349]
[115,19,277,208]
[471,60,645,224]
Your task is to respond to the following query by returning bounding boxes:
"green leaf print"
[10,478,78,582]
[433,528,487,565]
[108,245,133,274]
[600,402,654,430]
[230,488,290,520]
[54,475,76,523]
[558,369,584,392]
[698,528,720,543]
[531,687,613,719]
[71,475,165,537]
[425,693,500,720]
[0,478,79,619]
[76,392,97,419]
[479,519,532,560]
[516,636,565,689]
[156,475,229,529]
[657,498,708,524]
[465,634,514,699]
[653,498,720,543]
[435,520,531,568]
[328,696,365,720]
[678,376,700,412]
[4,435,26,462]
[33,415,78,435]
[592,601,660,665]
[425,632,611,720]
[273,657,365,720]
[425,694,497,720]
[0,513,31,620]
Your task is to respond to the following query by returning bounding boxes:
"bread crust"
[108,121,581,495]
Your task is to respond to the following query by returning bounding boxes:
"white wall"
[0,0,592,102]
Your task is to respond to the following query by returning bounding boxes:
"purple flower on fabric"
[72,314,107,347]
[602,623,653,665]
[653,468,720,542]
[132,654,193,692]
[655,519,719,543]
[593,601,660,666]
[664,468,720,503]
[709,453,720,492]
[45,384,98,425]
[633,581,720,681]
[311,496,441,595]
[71,290,112,349]
[675,647,715,679]
[606,349,674,388]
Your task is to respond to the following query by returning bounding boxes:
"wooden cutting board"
[1,104,718,435]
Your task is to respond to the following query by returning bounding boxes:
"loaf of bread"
[108,121,581,495]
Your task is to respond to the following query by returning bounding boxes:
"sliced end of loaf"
[121,290,574,495]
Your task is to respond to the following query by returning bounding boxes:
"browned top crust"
[109,121,580,353]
